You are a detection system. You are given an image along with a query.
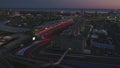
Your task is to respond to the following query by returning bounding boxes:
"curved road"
[0,21,30,32]
[15,18,120,68]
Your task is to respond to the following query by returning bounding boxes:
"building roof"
[93,29,108,35]
[91,40,114,50]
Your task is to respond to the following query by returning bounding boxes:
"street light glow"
[32,37,36,41]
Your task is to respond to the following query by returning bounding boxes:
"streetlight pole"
[42,48,72,68]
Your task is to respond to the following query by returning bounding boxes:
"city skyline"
[0,0,120,9]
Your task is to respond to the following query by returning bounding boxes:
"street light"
[32,37,36,41]
[43,48,71,68]
[68,48,72,51]
[45,27,48,30]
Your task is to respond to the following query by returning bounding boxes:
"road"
[16,18,74,57]
[14,17,120,68]
[0,21,30,32]
[0,34,31,55]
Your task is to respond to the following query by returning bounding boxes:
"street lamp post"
[43,48,72,68]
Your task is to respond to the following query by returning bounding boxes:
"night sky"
[0,0,120,9]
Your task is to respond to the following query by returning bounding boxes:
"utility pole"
[43,48,72,67]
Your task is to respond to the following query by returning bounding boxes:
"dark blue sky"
[0,0,120,9]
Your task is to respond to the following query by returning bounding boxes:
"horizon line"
[0,8,119,10]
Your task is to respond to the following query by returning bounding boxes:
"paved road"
[0,34,31,55]
[0,21,30,32]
